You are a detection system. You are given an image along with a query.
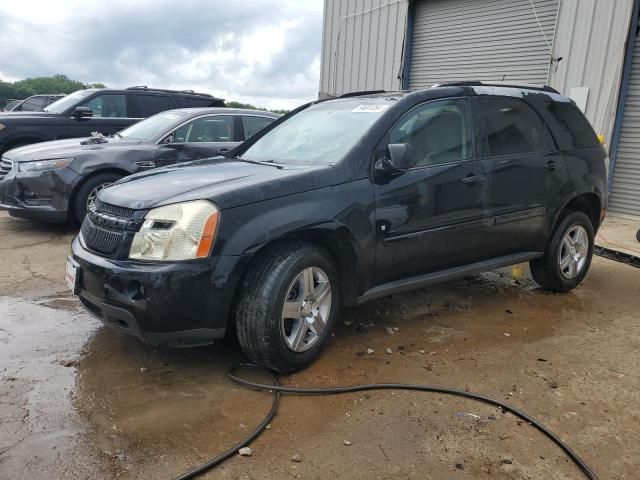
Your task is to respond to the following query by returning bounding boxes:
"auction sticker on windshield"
[352,104,389,113]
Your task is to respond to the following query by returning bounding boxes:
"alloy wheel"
[558,225,589,279]
[280,266,332,353]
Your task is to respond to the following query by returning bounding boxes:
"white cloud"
[0,0,323,110]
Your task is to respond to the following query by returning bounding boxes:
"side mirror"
[375,143,416,173]
[72,106,93,120]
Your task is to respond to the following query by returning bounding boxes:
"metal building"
[319,0,640,219]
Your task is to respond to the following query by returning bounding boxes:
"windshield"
[44,90,93,113]
[117,111,185,141]
[239,99,392,165]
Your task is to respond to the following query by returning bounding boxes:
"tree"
[0,74,108,106]
[226,100,289,115]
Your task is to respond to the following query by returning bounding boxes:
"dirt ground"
[1,210,639,480]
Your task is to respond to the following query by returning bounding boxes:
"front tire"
[235,242,340,373]
[72,172,123,223]
[530,211,594,292]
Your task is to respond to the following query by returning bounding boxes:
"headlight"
[129,200,220,261]
[19,157,73,172]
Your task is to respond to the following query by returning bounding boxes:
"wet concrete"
[1,210,639,479]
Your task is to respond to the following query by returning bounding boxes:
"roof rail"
[338,90,387,98]
[432,81,560,94]
[125,86,215,97]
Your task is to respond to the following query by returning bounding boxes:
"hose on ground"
[174,363,597,480]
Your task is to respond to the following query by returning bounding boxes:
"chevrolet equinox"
[67,83,607,372]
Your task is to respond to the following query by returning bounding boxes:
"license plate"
[65,257,80,294]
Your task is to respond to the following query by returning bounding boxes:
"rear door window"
[172,115,234,143]
[136,94,173,117]
[81,94,128,118]
[475,98,554,156]
[241,115,275,140]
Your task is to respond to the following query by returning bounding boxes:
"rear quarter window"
[174,96,219,108]
[545,101,599,149]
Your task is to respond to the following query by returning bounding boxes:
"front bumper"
[0,166,73,222]
[71,235,250,347]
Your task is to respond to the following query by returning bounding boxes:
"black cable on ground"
[173,366,280,480]
[175,364,598,480]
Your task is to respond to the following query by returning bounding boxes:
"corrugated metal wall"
[408,0,559,88]
[548,0,634,144]
[609,29,640,218]
[319,0,410,98]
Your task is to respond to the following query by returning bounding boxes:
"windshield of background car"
[44,90,94,113]
[239,99,393,165]
[117,111,185,141]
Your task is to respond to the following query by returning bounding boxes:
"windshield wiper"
[112,132,124,140]
[234,156,285,169]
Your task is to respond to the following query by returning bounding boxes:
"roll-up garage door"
[610,37,640,218]
[408,0,559,88]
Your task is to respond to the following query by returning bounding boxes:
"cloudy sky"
[0,0,324,109]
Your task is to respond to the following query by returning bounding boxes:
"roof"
[81,86,224,101]
[324,81,565,103]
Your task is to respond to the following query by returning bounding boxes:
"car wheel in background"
[72,172,123,223]
[530,211,594,292]
[235,242,340,373]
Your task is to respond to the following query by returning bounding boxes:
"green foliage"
[0,75,107,107]
[226,100,289,115]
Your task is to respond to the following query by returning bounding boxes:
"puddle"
[0,296,102,479]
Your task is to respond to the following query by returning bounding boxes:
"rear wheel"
[530,211,594,292]
[235,242,340,373]
[72,172,123,223]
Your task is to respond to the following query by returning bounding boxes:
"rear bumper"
[71,235,251,347]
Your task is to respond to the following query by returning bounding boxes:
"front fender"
[69,153,143,176]
[215,180,377,296]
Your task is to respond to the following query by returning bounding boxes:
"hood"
[4,137,142,162]
[99,158,338,210]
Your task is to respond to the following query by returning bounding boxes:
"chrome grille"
[80,217,122,255]
[0,157,12,181]
[93,197,135,218]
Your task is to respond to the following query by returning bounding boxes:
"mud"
[1,210,639,479]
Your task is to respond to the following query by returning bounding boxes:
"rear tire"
[72,172,123,223]
[235,242,340,373]
[530,211,594,292]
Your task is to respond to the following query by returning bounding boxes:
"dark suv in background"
[0,86,224,154]
[68,83,607,373]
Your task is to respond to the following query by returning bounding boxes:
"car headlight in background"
[19,157,73,172]
[129,200,220,261]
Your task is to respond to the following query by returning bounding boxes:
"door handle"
[461,174,485,185]
[545,160,556,171]
[219,148,229,153]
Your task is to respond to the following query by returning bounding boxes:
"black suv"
[0,86,224,154]
[67,83,607,372]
